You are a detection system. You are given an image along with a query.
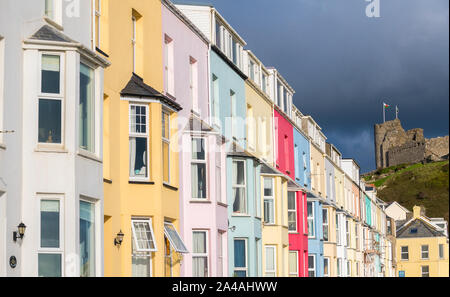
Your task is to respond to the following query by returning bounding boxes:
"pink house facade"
[274,108,295,180]
[162,1,228,277]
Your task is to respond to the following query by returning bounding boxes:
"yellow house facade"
[395,206,449,277]
[101,0,185,277]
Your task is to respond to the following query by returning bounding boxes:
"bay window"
[162,110,170,183]
[39,53,63,145]
[323,257,330,277]
[288,192,297,232]
[131,218,157,277]
[79,62,95,152]
[192,231,208,277]
[191,138,207,199]
[38,199,62,277]
[80,200,96,277]
[264,245,276,277]
[307,202,315,238]
[234,239,247,277]
[232,160,246,214]
[263,177,274,224]
[129,104,149,180]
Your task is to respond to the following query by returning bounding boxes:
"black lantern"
[114,230,124,246]
[13,222,26,242]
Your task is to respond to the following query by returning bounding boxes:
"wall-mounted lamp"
[228,226,236,232]
[13,222,26,242]
[114,230,124,246]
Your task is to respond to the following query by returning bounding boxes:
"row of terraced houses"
[0,0,448,277]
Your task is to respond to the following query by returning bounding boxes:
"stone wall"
[374,119,449,169]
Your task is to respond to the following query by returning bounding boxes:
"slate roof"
[120,73,182,111]
[30,25,75,43]
[189,116,213,132]
[397,218,446,238]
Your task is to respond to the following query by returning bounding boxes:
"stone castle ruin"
[374,119,449,169]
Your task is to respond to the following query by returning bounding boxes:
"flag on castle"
[383,103,390,109]
[383,102,390,123]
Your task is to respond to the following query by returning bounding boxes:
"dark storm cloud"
[177,0,449,172]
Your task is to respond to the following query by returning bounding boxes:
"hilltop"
[363,161,449,223]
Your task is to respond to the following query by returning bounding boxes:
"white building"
[0,0,109,276]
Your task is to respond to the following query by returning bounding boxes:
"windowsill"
[77,149,102,163]
[263,223,276,226]
[0,143,5,150]
[288,231,299,234]
[129,180,155,185]
[103,178,112,184]
[232,213,251,217]
[35,144,68,153]
[190,199,211,204]
[163,183,178,191]
[217,202,228,207]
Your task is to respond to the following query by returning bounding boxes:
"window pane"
[129,137,147,178]
[132,255,151,277]
[162,112,169,139]
[80,201,95,277]
[164,223,188,253]
[233,161,245,185]
[193,257,208,277]
[324,259,329,276]
[233,187,246,213]
[163,141,169,182]
[288,192,295,210]
[40,200,60,248]
[39,99,61,143]
[191,163,206,199]
[288,212,296,231]
[79,63,95,152]
[38,254,61,277]
[192,138,205,160]
[193,232,206,254]
[263,178,273,197]
[265,247,275,271]
[130,105,146,134]
[41,55,60,94]
[234,270,246,277]
[289,252,298,276]
[264,199,274,224]
[234,240,246,268]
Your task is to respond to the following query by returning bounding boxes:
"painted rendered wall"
[274,109,295,180]
[310,144,325,198]
[308,200,324,277]
[288,190,308,277]
[293,127,310,189]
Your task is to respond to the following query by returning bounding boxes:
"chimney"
[413,205,422,219]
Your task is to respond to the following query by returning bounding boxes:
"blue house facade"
[293,127,311,190]
[306,197,324,277]
[209,48,262,277]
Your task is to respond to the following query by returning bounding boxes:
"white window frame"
[421,245,429,260]
[79,60,96,154]
[263,177,275,225]
[217,231,224,277]
[234,238,248,277]
[323,257,330,277]
[288,251,298,277]
[288,192,297,233]
[129,103,150,181]
[38,52,65,147]
[162,112,171,185]
[347,260,351,277]
[401,246,409,261]
[164,222,188,253]
[322,208,329,241]
[44,0,62,25]
[192,230,209,277]
[79,197,99,277]
[191,137,207,200]
[215,149,224,204]
[232,159,247,215]
[337,258,342,277]
[346,219,350,247]
[230,90,236,140]
[308,254,316,277]
[336,214,340,245]
[211,74,220,128]
[264,245,277,277]
[37,195,64,277]
[0,36,4,145]
[131,218,157,252]
[307,201,315,238]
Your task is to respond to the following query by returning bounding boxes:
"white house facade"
[0,0,109,277]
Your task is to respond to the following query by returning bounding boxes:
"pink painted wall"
[274,109,295,180]
[289,191,309,277]
[162,4,228,277]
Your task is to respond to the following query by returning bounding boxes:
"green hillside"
[363,161,449,222]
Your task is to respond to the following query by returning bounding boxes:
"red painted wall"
[274,109,295,180]
[289,191,309,277]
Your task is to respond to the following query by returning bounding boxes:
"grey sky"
[177,0,449,172]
